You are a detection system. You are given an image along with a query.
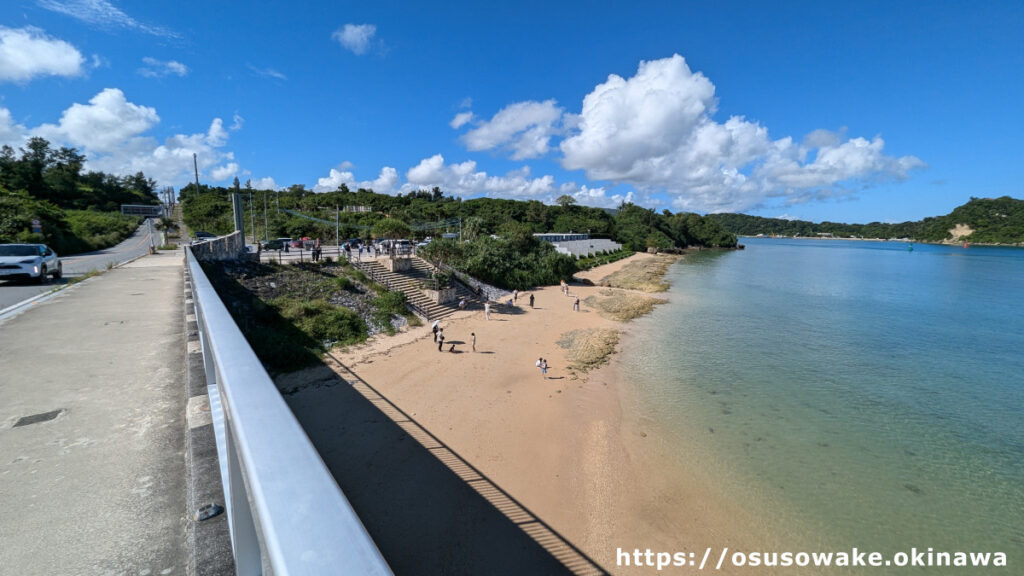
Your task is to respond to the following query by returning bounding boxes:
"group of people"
[432,320,476,353]
[310,238,323,261]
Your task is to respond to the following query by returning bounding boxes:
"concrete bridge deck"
[0,252,188,575]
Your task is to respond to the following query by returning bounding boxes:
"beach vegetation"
[556,328,621,373]
[584,289,668,322]
[598,254,678,292]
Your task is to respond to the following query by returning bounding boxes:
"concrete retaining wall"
[191,231,247,262]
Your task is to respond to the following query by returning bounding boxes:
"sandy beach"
[280,253,804,575]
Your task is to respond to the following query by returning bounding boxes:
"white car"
[0,244,62,283]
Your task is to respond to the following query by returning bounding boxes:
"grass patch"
[371,290,408,335]
[598,254,677,292]
[556,328,620,372]
[583,289,667,322]
[274,298,367,347]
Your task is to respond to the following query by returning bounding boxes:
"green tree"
[372,218,411,240]
[555,194,577,208]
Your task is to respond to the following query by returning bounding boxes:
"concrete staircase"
[350,256,481,321]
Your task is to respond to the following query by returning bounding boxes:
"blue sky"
[1,1,1021,223]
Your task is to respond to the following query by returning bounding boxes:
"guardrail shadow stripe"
[290,352,610,576]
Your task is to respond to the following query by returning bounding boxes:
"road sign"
[31,219,41,233]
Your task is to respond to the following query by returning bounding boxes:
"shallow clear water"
[621,238,1024,570]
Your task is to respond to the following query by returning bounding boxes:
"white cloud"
[37,0,178,38]
[0,26,84,82]
[34,88,159,152]
[403,154,561,201]
[211,163,239,181]
[247,64,287,81]
[460,100,563,160]
[138,57,188,78]
[205,118,228,147]
[332,24,376,55]
[314,164,399,193]
[24,89,238,187]
[248,176,280,190]
[0,107,27,147]
[449,111,474,129]
[559,54,924,213]
[230,113,244,131]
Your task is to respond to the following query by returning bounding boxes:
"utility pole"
[263,192,269,242]
[249,191,255,243]
[335,206,340,254]
[192,153,200,194]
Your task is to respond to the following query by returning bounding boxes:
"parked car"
[262,237,292,251]
[0,243,62,284]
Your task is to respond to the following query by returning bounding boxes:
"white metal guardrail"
[186,247,392,575]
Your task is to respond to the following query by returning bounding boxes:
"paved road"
[0,252,187,575]
[0,221,157,311]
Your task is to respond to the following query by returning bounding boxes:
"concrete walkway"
[0,251,186,575]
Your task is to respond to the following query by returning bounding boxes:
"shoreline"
[283,252,808,574]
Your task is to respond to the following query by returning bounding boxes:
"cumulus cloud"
[449,111,474,129]
[401,153,608,204]
[210,163,239,181]
[138,56,188,78]
[0,26,84,82]
[34,88,160,152]
[37,0,178,38]
[0,108,27,147]
[248,176,280,190]
[230,113,244,131]
[558,54,924,212]
[459,100,563,160]
[332,24,377,55]
[313,164,399,193]
[24,88,238,186]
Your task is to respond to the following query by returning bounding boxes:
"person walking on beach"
[484,301,491,320]
[437,329,445,352]
[432,320,439,342]
[541,358,548,379]
[471,332,476,352]
[529,293,535,308]
[513,289,518,303]
[573,295,580,312]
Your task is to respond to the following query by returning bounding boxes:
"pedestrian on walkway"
[573,295,580,312]
[471,332,476,352]
[529,293,535,308]
[358,245,363,261]
[484,301,491,320]
[437,329,445,352]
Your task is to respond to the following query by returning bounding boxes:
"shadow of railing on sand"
[282,353,609,576]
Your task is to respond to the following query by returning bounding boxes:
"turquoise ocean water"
[620,238,1023,571]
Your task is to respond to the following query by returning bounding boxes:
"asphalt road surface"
[0,221,158,312]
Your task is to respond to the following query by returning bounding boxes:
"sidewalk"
[0,251,186,575]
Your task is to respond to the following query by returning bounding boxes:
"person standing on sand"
[471,332,476,352]
[437,329,445,352]
[432,320,439,342]
[529,293,535,308]
[484,301,491,320]
[513,289,518,303]
[541,358,548,379]
[573,295,580,312]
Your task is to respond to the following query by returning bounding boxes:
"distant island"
[707,196,1024,245]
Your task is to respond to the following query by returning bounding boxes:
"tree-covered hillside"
[180,182,738,251]
[707,196,1024,244]
[0,137,158,254]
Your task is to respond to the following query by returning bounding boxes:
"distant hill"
[707,196,1024,245]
